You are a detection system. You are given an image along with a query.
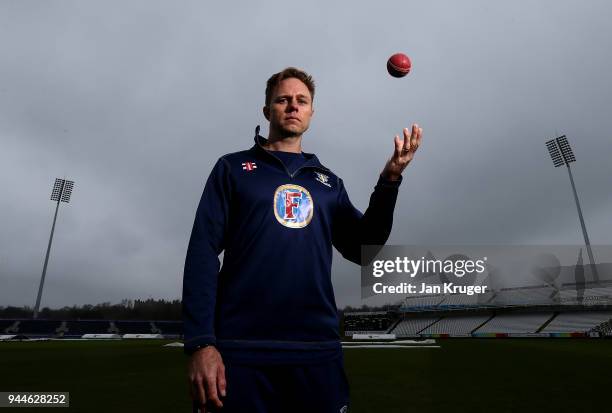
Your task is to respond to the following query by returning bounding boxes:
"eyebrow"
[276,94,310,100]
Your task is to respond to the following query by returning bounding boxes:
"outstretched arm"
[332,123,423,265]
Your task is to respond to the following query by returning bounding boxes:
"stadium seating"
[594,321,612,336]
[541,311,612,333]
[154,321,182,336]
[114,321,157,334]
[63,320,113,336]
[390,317,440,337]
[401,295,445,310]
[0,319,18,333]
[438,292,495,308]
[14,320,62,336]
[420,314,492,335]
[0,319,183,338]
[475,312,554,334]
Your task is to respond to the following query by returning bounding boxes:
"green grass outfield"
[1,339,611,412]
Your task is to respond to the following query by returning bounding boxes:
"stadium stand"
[559,285,612,305]
[438,292,495,308]
[390,316,440,337]
[594,320,612,336]
[491,286,558,306]
[56,321,69,336]
[114,321,157,334]
[400,295,445,310]
[475,312,554,334]
[420,314,492,335]
[2,320,20,334]
[0,319,17,332]
[109,321,120,334]
[14,320,62,337]
[153,321,182,337]
[541,311,612,333]
[558,289,581,305]
[0,319,183,339]
[150,321,162,334]
[344,280,612,337]
[581,287,612,306]
[63,320,113,337]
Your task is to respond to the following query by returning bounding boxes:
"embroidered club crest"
[314,171,332,187]
[273,184,313,228]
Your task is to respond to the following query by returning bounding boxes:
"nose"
[286,98,298,113]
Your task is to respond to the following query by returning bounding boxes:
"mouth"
[285,117,300,122]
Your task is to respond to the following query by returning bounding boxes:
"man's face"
[264,77,314,137]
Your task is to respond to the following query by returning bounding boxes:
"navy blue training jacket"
[182,131,402,363]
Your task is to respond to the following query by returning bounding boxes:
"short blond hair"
[265,67,315,107]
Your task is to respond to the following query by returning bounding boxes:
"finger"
[188,376,194,400]
[402,127,411,154]
[205,374,223,408]
[410,124,419,149]
[195,377,207,410]
[394,135,402,156]
[416,127,423,147]
[217,364,227,398]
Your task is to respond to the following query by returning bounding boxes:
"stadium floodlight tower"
[33,178,75,319]
[545,135,599,283]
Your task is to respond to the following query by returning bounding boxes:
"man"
[183,67,422,412]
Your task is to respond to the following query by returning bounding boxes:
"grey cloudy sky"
[1,0,611,309]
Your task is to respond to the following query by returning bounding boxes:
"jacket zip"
[257,143,330,179]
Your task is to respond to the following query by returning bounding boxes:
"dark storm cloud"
[1,0,611,309]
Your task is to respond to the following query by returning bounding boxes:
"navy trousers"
[200,355,350,413]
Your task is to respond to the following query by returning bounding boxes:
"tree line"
[0,300,396,321]
[0,298,182,320]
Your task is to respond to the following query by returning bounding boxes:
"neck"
[264,130,303,153]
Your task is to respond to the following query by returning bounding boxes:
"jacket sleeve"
[182,157,232,354]
[332,174,402,265]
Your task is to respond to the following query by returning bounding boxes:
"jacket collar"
[250,133,330,173]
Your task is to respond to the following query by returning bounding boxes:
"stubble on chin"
[278,124,307,138]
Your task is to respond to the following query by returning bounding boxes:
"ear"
[263,106,270,121]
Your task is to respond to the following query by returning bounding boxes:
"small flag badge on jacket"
[242,162,257,171]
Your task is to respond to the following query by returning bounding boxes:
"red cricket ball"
[387,53,411,78]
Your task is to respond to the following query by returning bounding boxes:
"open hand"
[381,123,423,181]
